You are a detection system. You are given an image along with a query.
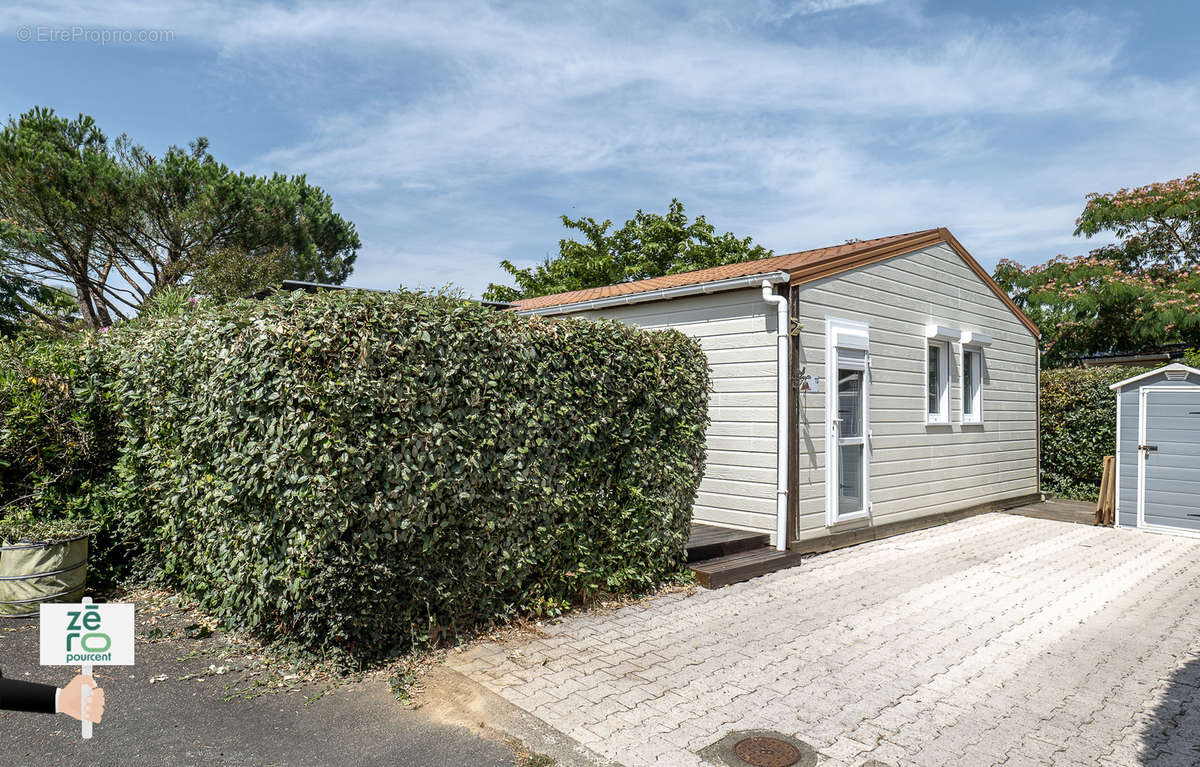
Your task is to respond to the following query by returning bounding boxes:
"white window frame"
[826,317,871,526]
[925,340,951,425]
[961,345,984,424]
[924,325,959,426]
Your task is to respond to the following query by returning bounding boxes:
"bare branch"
[1152,214,1198,264]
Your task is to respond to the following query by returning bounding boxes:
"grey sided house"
[1111,364,1200,536]
[513,228,1043,554]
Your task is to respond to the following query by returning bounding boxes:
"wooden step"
[686,523,771,563]
[689,547,804,588]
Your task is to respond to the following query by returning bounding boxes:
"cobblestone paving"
[449,512,1200,767]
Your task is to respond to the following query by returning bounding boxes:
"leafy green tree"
[0,107,360,330]
[0,268,39,336]
[995,172,1200,367]
[110,137,359,302]
[0,108,123,328]
[1075,172,1200,271]
[994,255,1200,367]
[0,269,80,338]
[483,199,772,302]
[20,285,82,336]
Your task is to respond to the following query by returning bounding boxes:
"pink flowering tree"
[994,255,1200,367]
[994,173,1200,367]
[1075,172,1200,271]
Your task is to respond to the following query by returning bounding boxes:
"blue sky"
[3,0,1199,297]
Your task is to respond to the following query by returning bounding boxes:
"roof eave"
[513,227,1042,341]
[516,271,791,316]
[1109,363,1200,390]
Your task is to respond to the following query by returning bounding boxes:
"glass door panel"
[838,444,863,514]
[836,367,866,517]
[838,369,862,437]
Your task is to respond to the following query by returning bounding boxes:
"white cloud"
[790,0,889,16]
[6,1,1200,295]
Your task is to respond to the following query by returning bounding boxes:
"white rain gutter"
[761,280,789,551]
[1037,348,1042,500]
[515,271,790,316]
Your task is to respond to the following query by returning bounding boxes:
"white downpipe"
[762,281,789,551]
[1037,348,1043,501]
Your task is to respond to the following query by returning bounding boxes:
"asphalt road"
[0,607,518,767]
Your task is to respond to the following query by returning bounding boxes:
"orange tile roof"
[512,230,936,311]
[511,227,1040,338]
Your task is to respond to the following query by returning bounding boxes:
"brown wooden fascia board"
[785,230,943,285]
[787,228,1042,339]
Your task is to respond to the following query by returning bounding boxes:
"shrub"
[1040,366,1150,500]
[0,339,97,505]
[0,515,93,544]
[0,339,124,582]
[90,290,708,661]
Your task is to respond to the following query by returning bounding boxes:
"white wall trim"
[1036,348,1042,497]
[831,320,870,350]
[925,325,961,342]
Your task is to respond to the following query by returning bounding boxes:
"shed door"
[1139,388,1200,531]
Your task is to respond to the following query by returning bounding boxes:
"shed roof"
[1108,363,1200,390]
[511,227,1039,337]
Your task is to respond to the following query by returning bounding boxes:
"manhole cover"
[733,736,802,767]
[699,729,817,767]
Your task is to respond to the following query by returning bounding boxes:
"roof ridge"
[770,228,940,260]
[511,229,939,311]
[511,226,1040,338]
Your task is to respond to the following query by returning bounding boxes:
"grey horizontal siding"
[793,241,1039,541]
[531,240,1039,545]
[1117,386,1140,528]
[570,288,779,537]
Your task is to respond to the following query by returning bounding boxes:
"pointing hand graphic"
[0,667,105,724]
[59,674,105,723]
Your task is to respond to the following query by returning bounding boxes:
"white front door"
[826,318,871,525]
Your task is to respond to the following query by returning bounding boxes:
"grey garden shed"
[1111,363,1200,534]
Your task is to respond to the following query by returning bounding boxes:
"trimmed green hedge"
[0,340,125,582]
[85,290,708,659]
[0,339,113,509]
[1041,366,1150,500]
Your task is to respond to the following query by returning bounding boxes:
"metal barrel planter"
[0,535,88,618]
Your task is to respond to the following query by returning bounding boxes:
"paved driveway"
[1,593,518,767]
[449,511,1200,767]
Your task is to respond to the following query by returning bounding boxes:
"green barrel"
[0,535,87,618]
